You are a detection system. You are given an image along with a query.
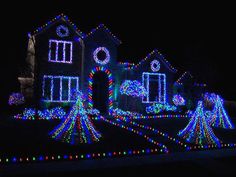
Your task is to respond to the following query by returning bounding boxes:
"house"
[18,14,205,114]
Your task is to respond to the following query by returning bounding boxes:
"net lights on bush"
[93,47,110,65]
[14,107,66,120]
[120,80,147,97]
[111,108,141,117]
[146,103,177,114]
[209,95,234,129]
[88,66,113,113]
[49,91,102,145]
[8,92,25,106]
[172,94,185,106]
[178,101,221,146]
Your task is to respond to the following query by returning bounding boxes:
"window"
[48,40,73,63]
[142,72,166,104]
[42,75,79,102]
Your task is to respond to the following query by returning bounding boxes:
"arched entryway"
[88,67,113,114]
[92,71,109,113]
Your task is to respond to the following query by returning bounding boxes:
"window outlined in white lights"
[42,75,79,103]
[142,72,166,104]
[48,40,73,64]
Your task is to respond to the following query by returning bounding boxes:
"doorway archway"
[88,66,113,114]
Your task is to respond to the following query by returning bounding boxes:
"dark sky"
[0,1,235,107]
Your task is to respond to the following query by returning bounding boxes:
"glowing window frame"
[48,40,73,64]
[142,72,166,104]
[42,75,79,103]
[88,66,113,113]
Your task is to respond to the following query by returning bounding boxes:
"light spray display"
[49,91,102,145]
[209,95,234,129]
[178,101,221,146]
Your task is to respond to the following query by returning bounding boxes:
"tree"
[49,91,101,145]
[209,95,234,129]
[178,101,220,145]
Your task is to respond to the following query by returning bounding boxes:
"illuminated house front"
[18,14,206,114]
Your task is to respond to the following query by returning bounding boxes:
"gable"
[29,14,84,38]
[126,49,178,73]
[83,24,121,45]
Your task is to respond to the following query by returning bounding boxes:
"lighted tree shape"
[49,91,102,145]
[209,95,234,129]
[178,101,220,145]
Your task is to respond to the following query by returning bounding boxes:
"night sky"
[0,2,235,109]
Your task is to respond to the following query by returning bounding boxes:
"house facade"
[18,14,205,114]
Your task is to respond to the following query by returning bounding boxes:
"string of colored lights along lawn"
[115,115,190,149]
[100,116,169,153]
[0,148,161,164]
[116,115,236,151]
[125,114,189,119]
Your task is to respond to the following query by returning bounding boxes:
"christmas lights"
[146,103,177,114]
[37,107,66,120]
[142,72,166,104]
[56,25,69,37]
[150,59,160,72]
[100,116,169,153]
[15,108,36,120]
[204,92,217,107]
[83,23,122,45]
[0,147,165,164]
[8,92,25,106]
[29,13,84,37]
[178,101,221,145]
[48,39,73,63]
[111,108,141,117]
[209,95,234,129]
[93,47,110,65]
[14,107,66,120]
[124,114,189,119]
[172,94,185,106]
[116,115,189,148]
[88,66,113,113]
[126,49,177,73]
[50,91,102,145]
[175,72,193,85]
[120,80,147,97]
[42,75,79,103]
[86,108,100,116]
